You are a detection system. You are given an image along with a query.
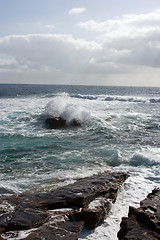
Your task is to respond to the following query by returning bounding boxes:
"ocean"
[0,84,160,239]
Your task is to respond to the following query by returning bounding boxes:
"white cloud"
[0,34,102,76]
[45,24,55,29]
[77,9,160,69]
[77,10,160,39]
[35,21,55,30]
[0,33,130,85]
[68,8,86,15]
[1,9,160,86]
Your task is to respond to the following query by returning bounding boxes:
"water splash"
[44,94,91,125]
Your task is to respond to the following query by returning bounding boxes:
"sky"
[1,0,160,86]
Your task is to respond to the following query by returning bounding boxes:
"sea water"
[0,84,160,239]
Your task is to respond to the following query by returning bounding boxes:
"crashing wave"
[44,94,91,126]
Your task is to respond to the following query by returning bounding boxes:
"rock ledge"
[118,188,160,240]
[0,172,129,240]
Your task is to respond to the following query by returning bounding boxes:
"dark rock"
[23,220,84,240]
[73,196,111,229]
[45,117,66,128]
[0,172,129,239]
[118,188,160,240]
[14,172,128,211]
[105,117,112,121]
[45,117,81,129]
[0,207,49,231]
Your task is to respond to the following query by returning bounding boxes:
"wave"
[104,96,145,103]
[71,94,99,101]
[149,98,160,103]
[44,94,91,125]
[71,94,160,104]
[130,150,160,166]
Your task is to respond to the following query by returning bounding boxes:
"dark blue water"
[1,83,160,97]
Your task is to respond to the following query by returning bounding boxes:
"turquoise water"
[0,84,160,239]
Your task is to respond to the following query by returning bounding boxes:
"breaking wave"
[130,150,160,166]
[44,94,91,124]
[72,94,160,104]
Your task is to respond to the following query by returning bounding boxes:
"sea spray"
[44,94,91,125]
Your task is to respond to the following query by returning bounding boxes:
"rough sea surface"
[0,84,160,239]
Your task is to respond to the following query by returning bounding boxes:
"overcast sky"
[1,0,160,86]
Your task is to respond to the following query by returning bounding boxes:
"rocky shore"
[118,188,160,240]
[1,171,159,240]
[0,171,128,240]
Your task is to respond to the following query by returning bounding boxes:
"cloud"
[45,24,55,29]
[35,21,55,30]
[0,34,102,76]
[0,33,130,85]
[68,8,86,15]
[1,9,160,86]
[77,10,160,39]
[77,9,160,68]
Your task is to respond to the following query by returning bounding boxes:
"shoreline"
[0,171,128,240]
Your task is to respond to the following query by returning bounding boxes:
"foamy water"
[0,84,160,239]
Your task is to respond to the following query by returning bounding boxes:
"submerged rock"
[0,172,129,239]
[118,188,160,240]
[45,117,81,128]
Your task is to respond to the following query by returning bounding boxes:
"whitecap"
[130,148,160,166]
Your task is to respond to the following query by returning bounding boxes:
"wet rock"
[0,172,129,239]
[73,196,111,229]
[105,117,112,121]
[15,172,128,211]
[45,117,81,129]
[118,188,160,240]
[45,117,66,128]
[0,207,49,231]
[24,220,84,240]
[22,209,84,240]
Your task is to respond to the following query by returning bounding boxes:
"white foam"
[88,197,106,209]
[2,228,38,240]
[44,94,91,124]
[79,167,157,240]
[0,201,15,216]
[130,147,160,166]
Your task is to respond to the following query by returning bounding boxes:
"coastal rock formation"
[24,211,84,240]
[45,117,81,129]
[0,172,129,240]
[74,196,111,229]
[118,188,160,240]
[0,206,49,231]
